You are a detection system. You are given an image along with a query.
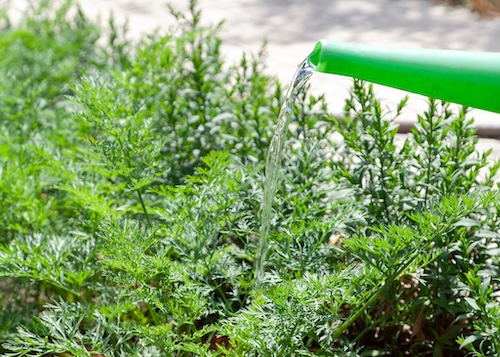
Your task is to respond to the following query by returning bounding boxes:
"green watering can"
[308,40,500,114]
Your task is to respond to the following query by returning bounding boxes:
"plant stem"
[276,320,299,357]
[136,189,152,227]
[332,280,386,340]
[148,303,161,326]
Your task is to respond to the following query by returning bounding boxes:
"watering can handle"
[308,40,500,114]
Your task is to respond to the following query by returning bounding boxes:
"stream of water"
[254,58,314,285]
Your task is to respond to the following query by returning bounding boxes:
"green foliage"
[1,0,500,356]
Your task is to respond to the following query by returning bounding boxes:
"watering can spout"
[308,40,500,114]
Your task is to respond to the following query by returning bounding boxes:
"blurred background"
[8,0,500,139]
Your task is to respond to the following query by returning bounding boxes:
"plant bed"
[1,1,500,356]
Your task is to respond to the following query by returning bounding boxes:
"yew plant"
[1,1,500,356]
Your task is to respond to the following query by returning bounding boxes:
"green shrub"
[1,1,500,356]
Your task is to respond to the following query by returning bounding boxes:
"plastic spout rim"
[307,41,324,70]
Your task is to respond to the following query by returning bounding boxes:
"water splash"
[254,58,314,285]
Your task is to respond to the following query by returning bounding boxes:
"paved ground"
[8,0,500,157]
